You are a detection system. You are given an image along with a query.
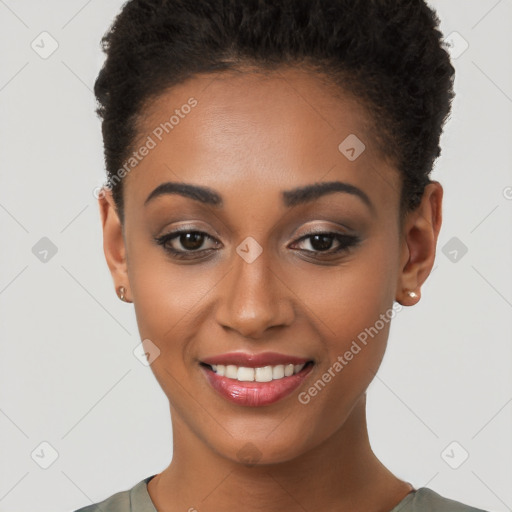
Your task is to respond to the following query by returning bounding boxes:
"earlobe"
[396,181,443,306]
[97,187,130,300]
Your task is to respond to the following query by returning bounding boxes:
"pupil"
[181,232,204,250]
[311,234,333,251]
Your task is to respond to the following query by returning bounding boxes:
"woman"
[76,0,489,510]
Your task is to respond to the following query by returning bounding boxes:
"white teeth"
[272,365,285,379]
[237,367,255,381]
[255,366,273,382]
[209,362,308,382]
[225,364,238,379]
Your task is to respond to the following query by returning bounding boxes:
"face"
[100,67,440,465]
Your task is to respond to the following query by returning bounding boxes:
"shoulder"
[73,489,130,512]
[72,475,157,512]
[392,487,491,512]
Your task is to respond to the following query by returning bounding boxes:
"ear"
[98,188,130,302]
[396,180,443,306]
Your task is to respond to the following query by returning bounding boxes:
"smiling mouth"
[198,349,317,406]
[199,361,315,383]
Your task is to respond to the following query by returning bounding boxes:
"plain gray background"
[0,1,511,511]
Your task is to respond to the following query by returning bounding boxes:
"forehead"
[124,67,400,217]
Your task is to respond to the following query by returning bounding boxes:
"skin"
[99,67,442,512]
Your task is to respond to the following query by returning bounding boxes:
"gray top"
[73,475,490,512]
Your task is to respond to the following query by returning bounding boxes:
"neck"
[148,395,413,512]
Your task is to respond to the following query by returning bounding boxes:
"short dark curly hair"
[94,0,455,226]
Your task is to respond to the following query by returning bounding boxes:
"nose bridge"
[215,242,293,338]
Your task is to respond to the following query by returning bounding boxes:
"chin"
[211,431,314,467]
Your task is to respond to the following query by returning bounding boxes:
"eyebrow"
[144,182,223,207]
[282,181,374,213]
[144,180,374,213]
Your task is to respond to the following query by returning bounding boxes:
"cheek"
[290,236,400,405]
[126,231,216,334]
[130,265,212,355]
[291,264,393,389]
[290,237,399,348]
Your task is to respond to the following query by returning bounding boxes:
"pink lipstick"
[199,352,314,407]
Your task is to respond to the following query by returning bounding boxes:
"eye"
[290,231,360,256]
[154,229,221,259]
[154,228,361,261]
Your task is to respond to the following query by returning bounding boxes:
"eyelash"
[154,228,361,261]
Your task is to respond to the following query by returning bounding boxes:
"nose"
[214,248,295,339]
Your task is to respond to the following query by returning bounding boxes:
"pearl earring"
[118,286,127,302]
[407,290,418,299]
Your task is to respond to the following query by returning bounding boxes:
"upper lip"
[201,351,312,368]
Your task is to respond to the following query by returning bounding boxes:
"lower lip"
[200,363,314,407]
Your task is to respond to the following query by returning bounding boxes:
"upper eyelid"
[155,230,220,253]
[160,219,353,238]
[157,229,219,244]
[157,228,356,251]
[159,226,351,240]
